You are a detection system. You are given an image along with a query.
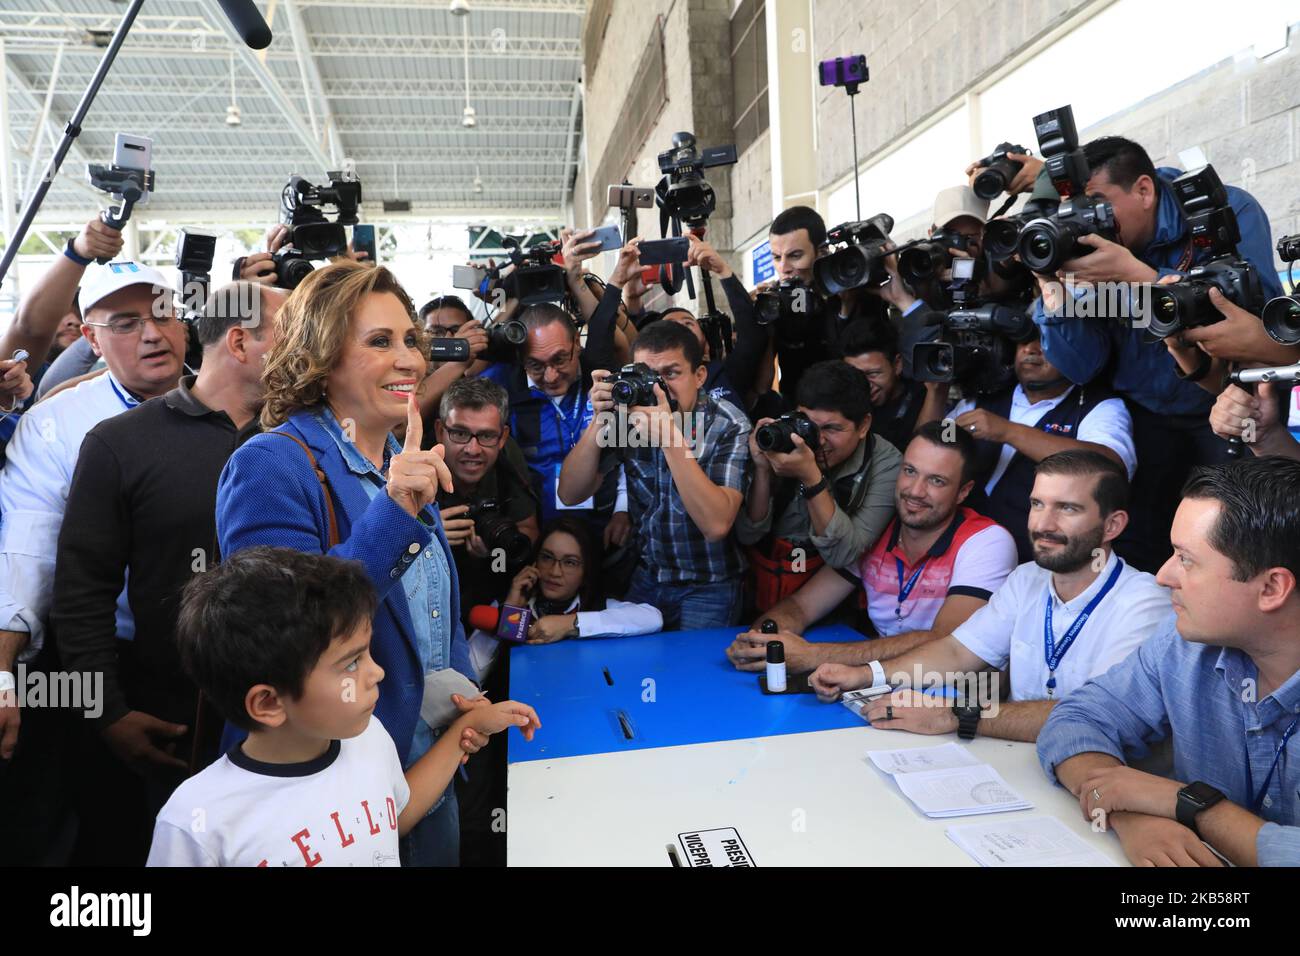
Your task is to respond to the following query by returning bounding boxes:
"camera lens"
[1018,221,1064,274]
[983,219,1021,261]
[279,258,316,290]
[754,293,781,326]
[973,166,1008,201]
[1145,287,1187,339]
[499,320,526,345]
[755,421,792,453]
[611,380,636,405]
[1263,295,1300,346]
[898,244,945,285]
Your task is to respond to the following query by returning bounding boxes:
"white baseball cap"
[931,185,990,230]
[78,261,176,317]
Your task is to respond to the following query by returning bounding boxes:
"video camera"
[1261,233,1300,346]
[655,132,738,228]
[487,236,568,308]
[897,230,975,286]
[1145,165,1267,339]
[971,142,1030,201]
[814,214,896,296]
[1014,105,1117,275]
[272,170,362,290]
[913,258,1035,396]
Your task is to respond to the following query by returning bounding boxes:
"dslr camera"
[272,170,362,290]
[478,318,528,364]
[1145,165,1266,339]
[755,412,820,454]
[814,214,896,296]
[1015,106,1117,275]
[971,142,1029,201]
[897,230,974,286]
[467,499,532,572]
[655,131,738,228]
[913,258,1036,396]
[611,362,671,409]
[1261,233,1300,346]
[754,278,826,349]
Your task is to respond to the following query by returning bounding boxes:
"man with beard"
[950,331,1135,562]
[726,423,1017,673]
[808,451,1170,742]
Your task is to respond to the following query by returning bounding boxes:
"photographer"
[432,377,540,622]
[736,361,900,611]
[558,320,750,630]
[726,424,1016,673]
[478,242,634,533]
[1018,136,1283,569]
[949,330,1136,561]
[841,318,947,451]
[412,294,492,421]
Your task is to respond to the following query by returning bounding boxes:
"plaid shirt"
[618,392,750,585]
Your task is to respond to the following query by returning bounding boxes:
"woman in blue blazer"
[216,260,475,867]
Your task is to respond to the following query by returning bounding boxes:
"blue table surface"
[508,624,866,762]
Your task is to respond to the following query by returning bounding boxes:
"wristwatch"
[800,474,829,500]
[952,701,983,741]
[1176,781,1226,837]
[63,236,92,266]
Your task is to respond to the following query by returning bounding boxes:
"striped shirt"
[619,393,751,585]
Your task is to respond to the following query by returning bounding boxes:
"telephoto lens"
[972,143,1027,201]
[754,413,820,454]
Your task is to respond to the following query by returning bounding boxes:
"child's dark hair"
[176,546,378,732]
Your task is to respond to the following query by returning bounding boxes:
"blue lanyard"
[548,387,586,454]
[1245,711,1300,813]
[1043,558,1123,697]
[894,556,929,619]
[107,375,141,410]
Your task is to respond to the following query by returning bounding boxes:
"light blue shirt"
[1038,619,1300,866]
[316,409,454,807]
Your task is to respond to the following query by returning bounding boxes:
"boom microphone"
[216,0,274,49]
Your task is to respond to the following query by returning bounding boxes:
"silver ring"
[886,705,894,720]
[969,424,977,432]
[1092,787,1102,802]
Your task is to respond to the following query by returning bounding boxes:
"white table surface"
[507,724,1130,866]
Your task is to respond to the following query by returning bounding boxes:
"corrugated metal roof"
[2,0,584,221]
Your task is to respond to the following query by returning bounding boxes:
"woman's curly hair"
[260,260,424,429]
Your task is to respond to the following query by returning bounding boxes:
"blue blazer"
[215,409,473,765]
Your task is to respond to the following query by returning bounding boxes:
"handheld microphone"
[216,0,274,49]
[467,604,532,644]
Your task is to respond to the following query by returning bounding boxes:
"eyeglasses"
[537,551,582,572]
[523,345,575,379]
[443,426,502,448]
[84,313,176,336]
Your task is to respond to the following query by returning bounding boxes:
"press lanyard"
[1245,711,1300,813]
[894,557,929,620]
[1043,558,1123,697]
[548,387,585,454]
[107,375,141,410]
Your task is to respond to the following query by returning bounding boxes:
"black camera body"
[755,412,820,454]
[479,319,528,364]
[273,171,362,290]
[754,277,825,339]
[814,214,896,296]
[983,199,1058,263]
[972,142,1029,201]
[467,498,532,572]
[611,362,670,408]
[655,131,738,227]
[1146,166,1267,339]
[897,230,973,286]
[1015,105,1117,275]
[913,259,1035,396]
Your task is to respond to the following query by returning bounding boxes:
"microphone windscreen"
[467,605,501,633]
[216,0,273,49]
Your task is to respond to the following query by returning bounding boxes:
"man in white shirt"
[810,450,1171,742]
[949,332,1136,562]
[0,261,185,754]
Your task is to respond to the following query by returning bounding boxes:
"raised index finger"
[404,391,423,452]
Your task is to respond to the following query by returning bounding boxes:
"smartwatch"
[952,701,982,741]
[800,475,829,500]
[63,237,92,267]
[1176,781,1226,837]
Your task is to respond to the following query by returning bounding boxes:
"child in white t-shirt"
[147,546,540,867]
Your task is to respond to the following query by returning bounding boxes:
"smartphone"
[112,133,153,207]
[607,184,655,209]
[453,264,489,291]
[352,224,377,264]
[588,223,623,253]
[639,236,690,266]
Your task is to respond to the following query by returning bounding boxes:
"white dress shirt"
[951,549,1171,701]
[951,384,1137,495]
[0,370,138,660]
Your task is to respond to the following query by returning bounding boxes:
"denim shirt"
[316,409,455,806]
